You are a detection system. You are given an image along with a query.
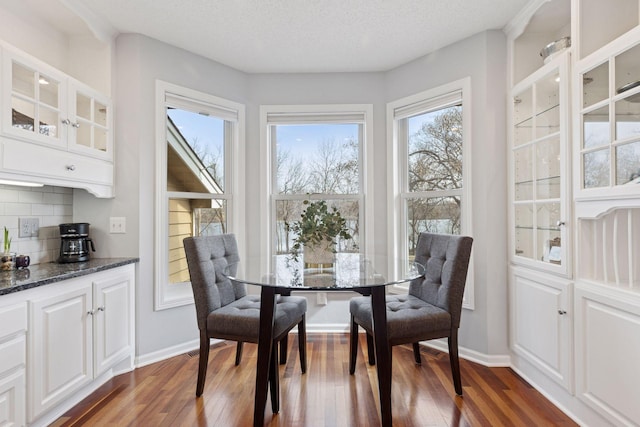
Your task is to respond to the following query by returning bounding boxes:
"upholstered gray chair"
[183,233,307,397]
[349,232,473,395]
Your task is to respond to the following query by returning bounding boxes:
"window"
[387,78,474,308]
[260,105,374,272]
[155,81,244,310]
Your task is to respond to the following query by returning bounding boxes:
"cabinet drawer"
[2,139,113,185]
[0,303,26,340]
[0,335,26,373]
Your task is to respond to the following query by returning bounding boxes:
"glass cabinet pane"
[616,141,640,185]
[76,94,91,120]
[535,72,560,138]
[536,137,560,199]
[514,146,533,201]
[615,43,640,99]
[514,88,533,146]
[537,202,561,264]
[615,98,640,141]
[38,74,59,107]
[77,124,91,148]
[583,106,609,149]
[11,98,34,131]
[39,107,58,137]
[583,149,610,188]
[515,204,533,258]
[582,62,608,108]
[12,62,34,98]
[95,128,108,152]
[95,101,107,127]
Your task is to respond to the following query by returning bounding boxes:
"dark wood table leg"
[254,287,276,427]
[371,286,392,427]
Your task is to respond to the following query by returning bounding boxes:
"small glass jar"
[0,252,16,270]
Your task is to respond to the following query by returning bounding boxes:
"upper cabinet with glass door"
[574,0,640,200]
[512,54,571,275]
[1,46,113,161]
[507,0,571,275]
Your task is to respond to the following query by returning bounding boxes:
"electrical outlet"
[109,217,126,234]
[18,218,39,238]
[316,292,328,305]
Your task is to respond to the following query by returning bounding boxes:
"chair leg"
[279,335,288,365]
[269,343,280,414]
[349,314,358,375]
[448,329,463,396]
[366,332,376,366]
[196,330,210,397]
[298,315,307,374]
[235,341,244,366]
[413,342,422,365]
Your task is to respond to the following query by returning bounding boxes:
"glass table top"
[227,253,425,290]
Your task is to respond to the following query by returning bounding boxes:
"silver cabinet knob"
[72,122,80,128]
[66,165,76,171]
[61,118,71,125]
[556,221,566,227]
[558,310,567,315]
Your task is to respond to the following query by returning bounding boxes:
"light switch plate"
[109,217,126,234]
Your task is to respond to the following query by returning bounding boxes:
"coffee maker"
[58,223,96,263]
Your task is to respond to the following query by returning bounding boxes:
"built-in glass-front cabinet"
[575,36,640,198]
[511,53,571,275]
[2,47,113,161]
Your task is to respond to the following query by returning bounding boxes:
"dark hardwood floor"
[52,333,577,426]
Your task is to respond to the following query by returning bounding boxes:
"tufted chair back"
[410,232,473,329]
[183,233,247,331]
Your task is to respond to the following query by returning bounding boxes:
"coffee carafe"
[58,223,96,263]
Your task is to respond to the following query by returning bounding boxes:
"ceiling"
[56,0,530,74]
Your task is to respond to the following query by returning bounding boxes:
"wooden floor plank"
[55,333,578,426]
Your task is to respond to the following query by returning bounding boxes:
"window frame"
[155,80,245,310]
[386,78,475,309]
[259,104,374,277]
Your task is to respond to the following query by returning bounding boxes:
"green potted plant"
[1,227,15,270]
[287,199,353,266]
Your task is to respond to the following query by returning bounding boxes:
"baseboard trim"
[420,339,511,367]
[135,338,200,367]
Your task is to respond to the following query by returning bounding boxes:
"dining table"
[227,253,425,427]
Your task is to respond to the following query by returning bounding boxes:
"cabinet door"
[0,369,26,427]
[576,37,640,199]
[93,273,132,377]
[67,82,113,161]
[511,53,571,276]
[510,268,573,391]
[28,285,93,421]
[575,283,640,426]
[2,49,68,149]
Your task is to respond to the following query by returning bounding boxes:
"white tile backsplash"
[0,184,73,265]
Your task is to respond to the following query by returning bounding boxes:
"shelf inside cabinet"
[510,0,570,84]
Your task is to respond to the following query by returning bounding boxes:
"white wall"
[7,22,508,359]
[75,34,250,358]
[385,31,509,356]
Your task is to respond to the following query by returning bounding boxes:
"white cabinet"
[0,303,27,427]
[0,42,114,197]
[27,265,134,423]
[573,31,640,201]
[1,45,113,160]
[575,281,640,426]
[509,267,573,391]
[510,53,571,275]
[28,284,92,420]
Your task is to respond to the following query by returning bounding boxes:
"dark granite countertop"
[0,258,139,296]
